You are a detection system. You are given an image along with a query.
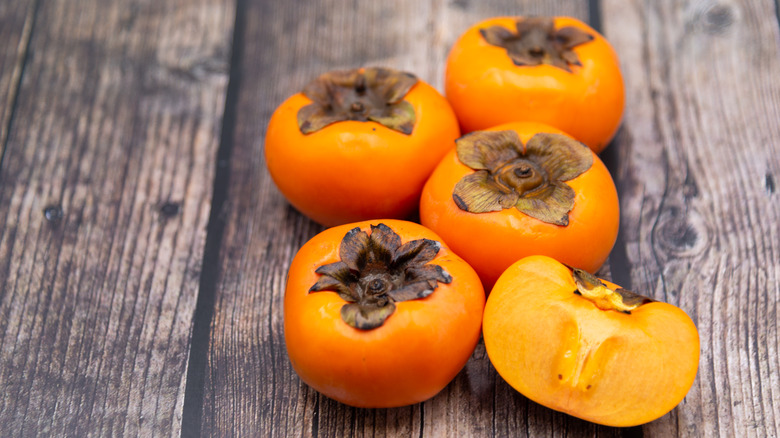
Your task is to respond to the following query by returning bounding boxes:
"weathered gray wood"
[602,0,780,436]
[201,0,623,436]
[0,0,36,158]
[0,0,233,436]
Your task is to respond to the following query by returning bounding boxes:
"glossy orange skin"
[284,219,485,408]
[420,121,619,290]
[484,256,700,427]
[265,79,460,227]
[445,16,625,153]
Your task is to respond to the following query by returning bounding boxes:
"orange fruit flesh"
[483,256,700,427]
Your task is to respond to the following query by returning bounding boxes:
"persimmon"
[445,16,625,153]
[483,255,700,427]
[265,67,460,227]
[419,121,619,289]
[284,219,485,408]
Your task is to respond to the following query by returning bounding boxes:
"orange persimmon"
[265,67,460,227]
[445,16,625,153]
[284,219,485,408]
[483,255,700,427]
[420,121,619,289]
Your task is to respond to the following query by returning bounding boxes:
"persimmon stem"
[514,166,533,178]
[297,67,418,135]
[309,223,452,330]
[571,268,653,314]
[479,17,594,73]
[452,131,592,226]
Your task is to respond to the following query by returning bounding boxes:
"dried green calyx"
[309,223,452,330]
[480,17,594,72]
[452,130,593,226]
[571,268,654,314]
[297,67,418,135]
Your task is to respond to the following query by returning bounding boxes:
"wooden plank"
[0,0,233,435]
[602,0,780,436]
[0,0,36,158]
[199,0,625,436]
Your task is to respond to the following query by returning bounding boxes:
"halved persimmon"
[419,121,619,289]
[483,255,700,427]
[265,67,460,227]
[445,16,625,153]
[284,219,485,408]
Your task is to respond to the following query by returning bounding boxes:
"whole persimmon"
[284,219,485,408]
[265,67,460,227]
[445,16,624,153]
[420,121,619,289]
[483,255,700,427]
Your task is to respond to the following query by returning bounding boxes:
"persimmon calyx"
[571,268,654,314]
[480,17,594,72]
[309,223,452,330]
[297,67,418,135]
[452,130,593,226]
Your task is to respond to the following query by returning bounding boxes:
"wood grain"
[602,0,780,436]
[199,0,622,436]
[0,0,36,159]
[0,0,233,435]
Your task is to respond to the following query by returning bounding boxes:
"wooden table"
[1,0,778,436]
